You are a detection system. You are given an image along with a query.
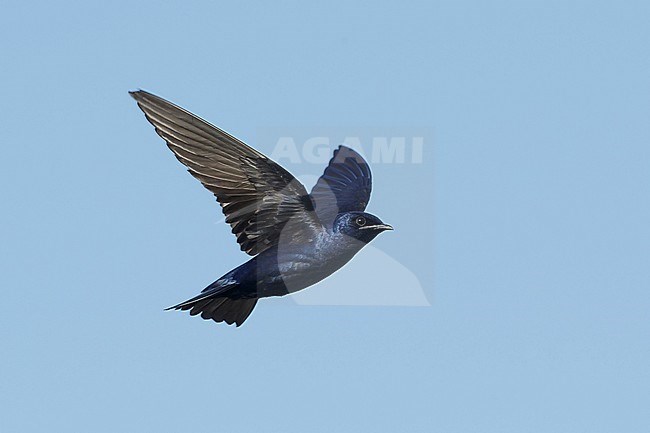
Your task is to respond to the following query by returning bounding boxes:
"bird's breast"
[271,235,365,294]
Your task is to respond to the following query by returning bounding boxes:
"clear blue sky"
[1,1,649,432]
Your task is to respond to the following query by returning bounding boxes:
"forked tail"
[166,287,258,327]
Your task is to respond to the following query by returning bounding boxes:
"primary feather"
[130,90,322,255]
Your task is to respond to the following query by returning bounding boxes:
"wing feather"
[131,90,322,255]
[310,146,372,228]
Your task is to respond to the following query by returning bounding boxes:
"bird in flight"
[130,90,393,327]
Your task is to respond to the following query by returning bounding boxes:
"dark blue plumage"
[130,90,392,327]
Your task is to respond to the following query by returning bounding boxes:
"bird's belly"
[236,235,366,299]
[260,249,358,297]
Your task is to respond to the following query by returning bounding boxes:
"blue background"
[1,1,649,432]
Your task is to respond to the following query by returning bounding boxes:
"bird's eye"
[355,216,367,227]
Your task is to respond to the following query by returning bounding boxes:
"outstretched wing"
[130,90,322,256]
[309,145,372,228]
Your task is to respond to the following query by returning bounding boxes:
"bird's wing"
[130,90,322,256]
[309,145,372,228]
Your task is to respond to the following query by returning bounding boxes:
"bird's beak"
[361,224,394,231]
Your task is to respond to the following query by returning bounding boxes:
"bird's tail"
[165,289,258,327]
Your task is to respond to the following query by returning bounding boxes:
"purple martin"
[130,90,393,327]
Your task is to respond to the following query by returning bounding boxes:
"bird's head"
[333,212,393,244]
